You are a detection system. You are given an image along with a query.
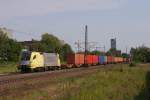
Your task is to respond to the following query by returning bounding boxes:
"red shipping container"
[112,56,115,63]
[92,55,99,64]
[67,54,84,65]
[86,55,93,64]
[120,57,123,63]
[107,56,110,64]
[123,58,127,62]
[107,56,114,64]
[114,57,117,63]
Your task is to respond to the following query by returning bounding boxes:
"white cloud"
[0,0,127,19]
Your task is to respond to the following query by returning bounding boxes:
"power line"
[74,41,98,52]
[75,40,83,52]
[95,45,105,52]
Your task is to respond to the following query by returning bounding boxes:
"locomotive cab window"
[21,51,31,60]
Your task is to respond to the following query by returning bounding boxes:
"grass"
[1,64,150,100]
[0,62,18,74]
[58,65,150,100]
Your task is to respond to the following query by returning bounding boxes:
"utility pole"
[104,45,106,53]
[126,47,128,54]
[84,25,88,66]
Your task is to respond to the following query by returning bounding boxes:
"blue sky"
[0,0,150,52]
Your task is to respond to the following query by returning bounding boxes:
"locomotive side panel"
[43,53,61,67]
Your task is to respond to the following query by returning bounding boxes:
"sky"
[0,0,150,53]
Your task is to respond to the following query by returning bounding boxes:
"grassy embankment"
[1,64,150,100]
[58,64,150,100]
[0,62,18,74]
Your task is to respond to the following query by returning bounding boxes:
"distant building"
[19,40,40,51]
[19,39,66,51]
[111,38,116,49]
[115,50,121,56]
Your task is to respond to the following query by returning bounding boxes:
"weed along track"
[0,64,114,96]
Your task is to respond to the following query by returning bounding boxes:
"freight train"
[18,50,129,72]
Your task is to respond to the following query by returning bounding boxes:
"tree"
[41,33,73,62]
[0,30,22,62]
[90,50,105,55]
[60,44,73,61]
[130,46,150,63]
[122,53,129,58]
[41,33,62,53]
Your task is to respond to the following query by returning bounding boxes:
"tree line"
[130,46,150,63]
[0,30,73,62]
[0,30,22,62]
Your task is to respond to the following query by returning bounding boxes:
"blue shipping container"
[99,56,105,64]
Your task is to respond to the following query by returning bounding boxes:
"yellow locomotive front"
[18,50,44,72]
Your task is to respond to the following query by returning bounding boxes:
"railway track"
[0,64,116,96]
[0,66,100,83]
[0,72,20,77]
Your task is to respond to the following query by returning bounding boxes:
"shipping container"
[114,57,118,63]
[123,58,127,62]
[104,56,107,64]
[114,57,124,63]
[67,54,84,66]
[112,56,115,63]
[87,55,93,65]
[120,57,123,63]
[99,56,105,65]
[92,55,99,65]
[107,56,114,64]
